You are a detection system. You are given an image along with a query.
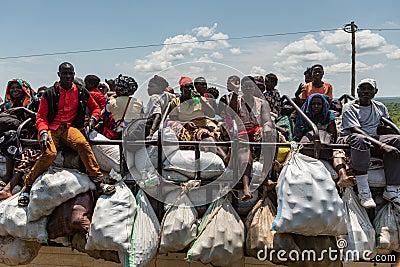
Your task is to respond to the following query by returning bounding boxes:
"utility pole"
[344,22,358,96]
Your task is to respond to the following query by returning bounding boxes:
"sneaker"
[359,189,376,209]
[383,187,400,205]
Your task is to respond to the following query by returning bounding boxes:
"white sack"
[120,189,160,267]
[159,190,197,253]
[187,197,244,267]
[86,182,136,253]
[0,236,41,266]
[342,187,376,263]
[0,193,47,242]
[28,168,96,222]
[89,130,120,172]
[271,152,347,236]
[164,150,225,179]
[373,203,399,252]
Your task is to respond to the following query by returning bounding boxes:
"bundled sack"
[72,232,120,263]
[28,168,96,222]
[159,190,198,253]
[245,194,301,261]
[164,150,225,179]
[374,203,399,253]
[342,188,376,263]
[0,236,41,266]
[0,192,48,242]
[0,113,21,134]
[47,191,95,239]
[271,150,347,236]
[120,189,160,267]
[187,197,245,267]
[86,182,136,253]
[89,130,120,172]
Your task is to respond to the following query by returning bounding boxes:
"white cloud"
[250,66,266,75]
[275,35,337,68]
[134,25,231,72]
[326,61,385,74]
[387,48,400,59]
[230,48,241,54]
[192,23,218,37]
[211,52,223,59]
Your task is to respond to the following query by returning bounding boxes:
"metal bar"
[281,95,321,158]
[381,117,400,135]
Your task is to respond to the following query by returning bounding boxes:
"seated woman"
[167,76,217,142]
[102,74,143,139]
[0,79,37,189]
[227,76,275,201]
[294,93,355,187]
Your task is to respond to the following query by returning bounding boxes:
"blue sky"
[1,0,400,101]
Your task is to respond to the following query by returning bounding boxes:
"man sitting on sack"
[339,78,400,209]
[19,62,115,206]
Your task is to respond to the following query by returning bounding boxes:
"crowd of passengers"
[0,62,400,211]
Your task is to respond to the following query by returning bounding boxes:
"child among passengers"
[299,64,333,101]
[294,93,356,187]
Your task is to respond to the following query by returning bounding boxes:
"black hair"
[84,75,101,87]
[241,75,255,84]
[304,67,312,76]
[58,62,74,71]
[265,73,278,85]
[149,75,169,93]
[206,87,219,99]
[311,64,324,72]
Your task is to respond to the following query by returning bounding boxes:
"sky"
[1,0,400,102]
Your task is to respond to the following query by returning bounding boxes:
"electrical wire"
[1,27,399,60]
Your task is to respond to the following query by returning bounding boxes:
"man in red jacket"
[19,62,115,206]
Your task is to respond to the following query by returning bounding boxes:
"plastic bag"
[373,203,399,252]
[159,190,198,253]
[272,151,347,236]
[86,182,136,253]
[28,168,96,222]
[342,187,376,263]
[187,197,244,266]
[120,189,160,267]
[0,192,48,242]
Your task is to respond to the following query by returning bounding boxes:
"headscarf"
[179,76,193,87]
[294,93,336,140]
[114,74,138,96]
[4,79,35,110]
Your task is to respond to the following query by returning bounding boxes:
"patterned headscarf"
[114,74,138,96]
[4,79,35,110]
[294,93,336,140]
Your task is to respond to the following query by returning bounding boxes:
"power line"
[1,27,399,60]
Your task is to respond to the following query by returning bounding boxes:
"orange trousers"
[24,125,103,185]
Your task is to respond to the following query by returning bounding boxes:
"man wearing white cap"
[339,78,400,209]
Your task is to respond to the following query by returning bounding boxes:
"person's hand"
[39,131,51,153]
[4,107,19,115]
[295,83,305,98]
[382,144,400,160]
[88,118,96,133]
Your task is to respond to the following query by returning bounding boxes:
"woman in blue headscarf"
[294,93,337,142]
[294,93,355,187]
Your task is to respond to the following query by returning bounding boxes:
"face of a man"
[58,64,75,89]
[357,83,376,103]
[194,82,207,96]
[312,66,324,82]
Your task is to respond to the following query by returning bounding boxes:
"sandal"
[96,183,116,195]
[18,192,30,207]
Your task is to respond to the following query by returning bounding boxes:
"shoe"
[383,187,400,205]
[359,189,376,209]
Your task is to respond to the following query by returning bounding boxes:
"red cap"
[179,76,193,87]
